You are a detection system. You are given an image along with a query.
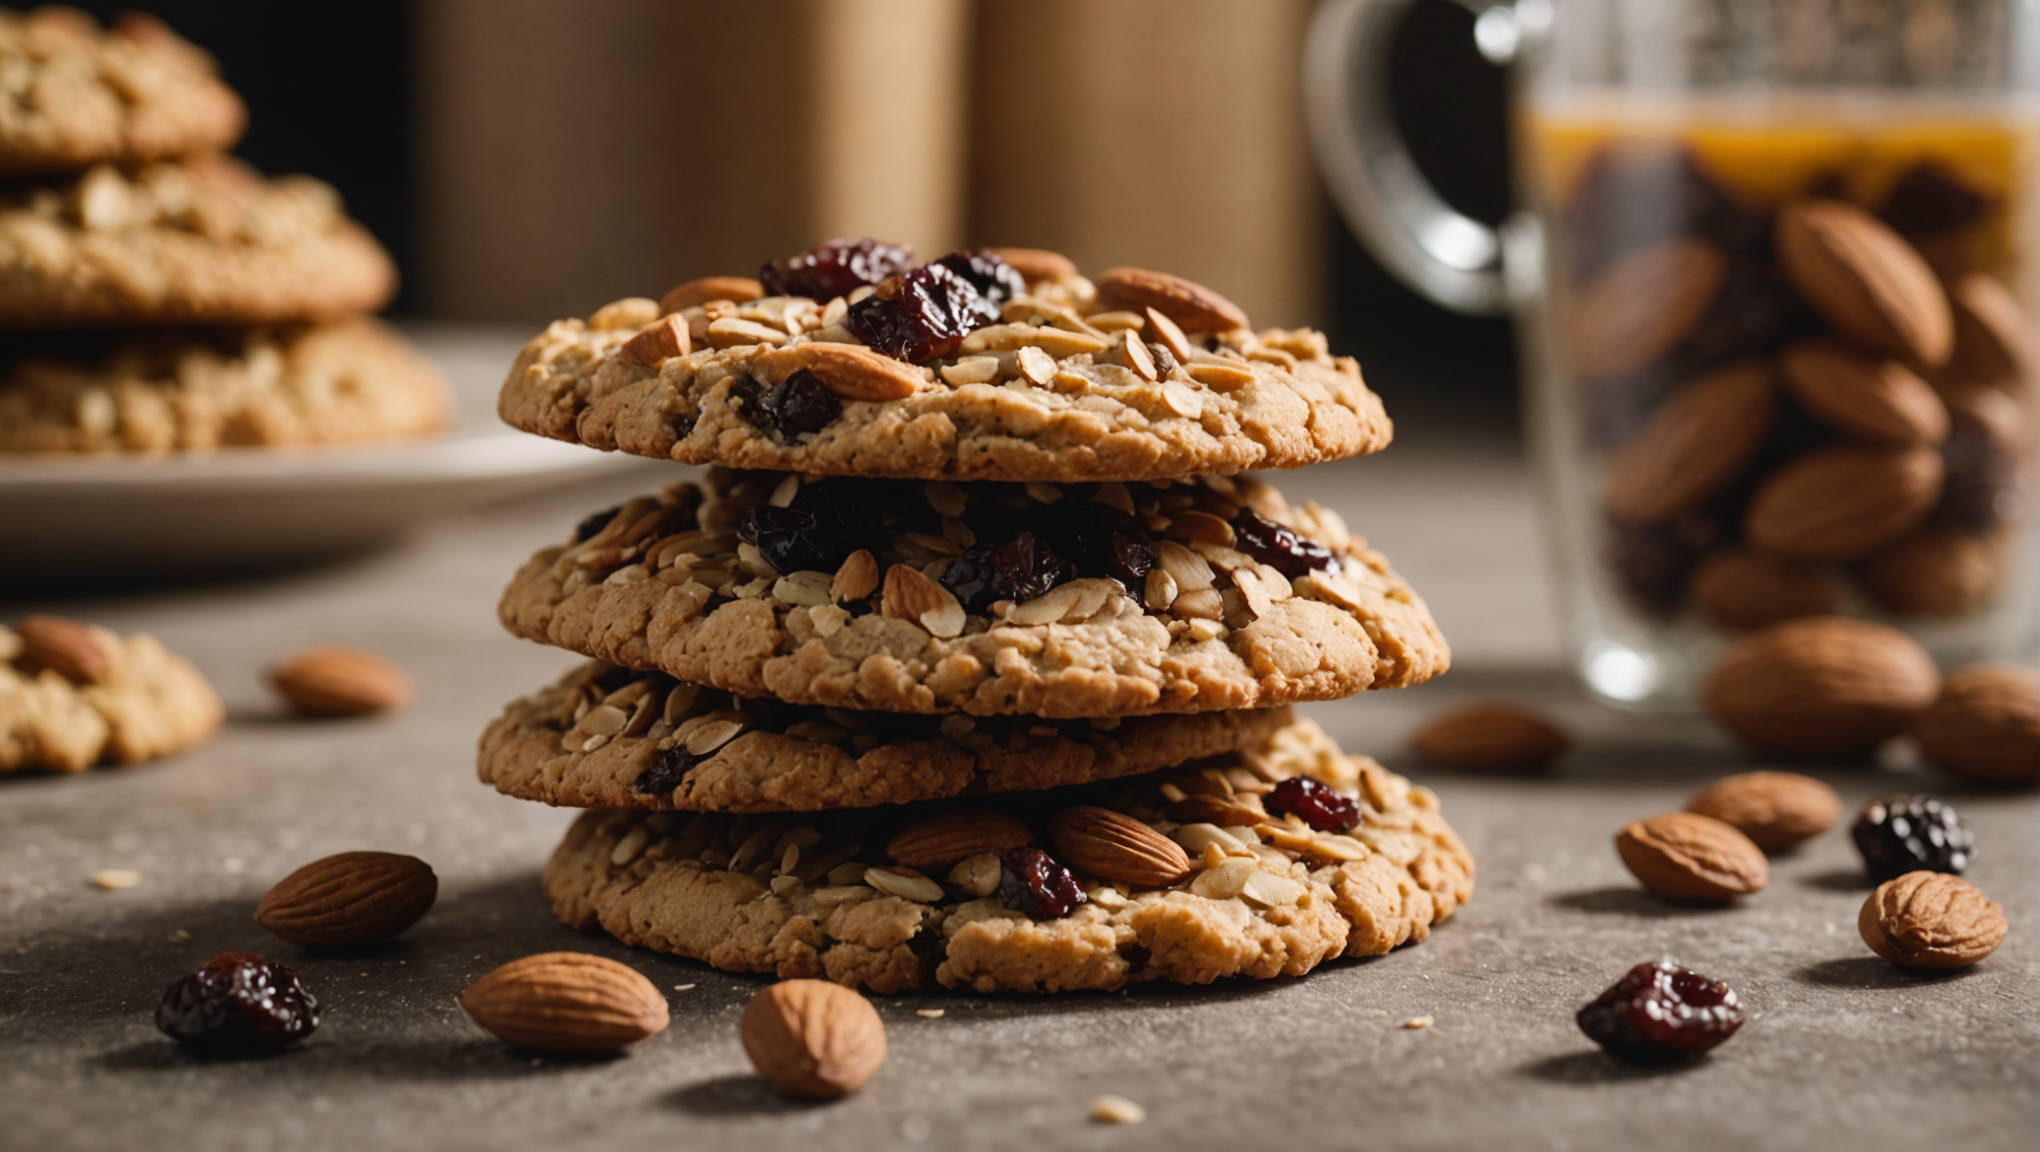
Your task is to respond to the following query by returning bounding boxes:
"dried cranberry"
[1230,509,1337,577]
[574,505,623,543]
[1851,794,1975,882]
[737,484,883,576]
[1577,961,1744,1061]
[1929,414,2021,532]
[996,846,1087,919]
[942,532,1075,613]
[846,263,997,363]
[749,369,841,441]
[1882,165,1989,235]
[759,238,913,300]
[156,950,320,1055]
[632,746,698,795]
[933,250,1027,311]
[1266,777,1361,832]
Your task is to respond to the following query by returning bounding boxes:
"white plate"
[0,323,645,583]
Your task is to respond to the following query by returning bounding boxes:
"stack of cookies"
[0,8,445,453]
[478,240,1473,992]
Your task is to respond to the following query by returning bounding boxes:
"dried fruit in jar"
[1851,794,1975,882]
[1576,961,1745,1061]
[156,950,320,1055]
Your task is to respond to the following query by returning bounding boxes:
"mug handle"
[1304,0,1542,316]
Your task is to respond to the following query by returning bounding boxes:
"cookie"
[541,719,1475,993]
[0,615,221,772]
[497,247,1391,483]
[479,658,1293,812]
[0,9,245,177]
[0,318,449,452]
[498,469,1448,718]
[0,158,395,327]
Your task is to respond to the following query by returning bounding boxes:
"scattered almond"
[1775,197,1953,366]
[1569,237,1726,377]
[14,615,116,684]
[1703,617,1940,759]
[91,868,141,890]
[1690,548,1845,630]
[1742,444,1943,561]
[1683,771,1840,851]
[1913,664,2040,785]
[880,564,964,638]
[271,646,412,716]
[255,851,438,947]
[1859,871,2007,969]
[659,275,763,315]
[1615,811,1770,901]
[1089,1095,1147,1125]
[756,342,922,401]
[1604,360,1774,524]
[886,809,1032,870]
[1048,805,1191,887]
[988,247,1078,285]
[1410,703,1570,771]
[830,549,880,603]
[1092,266,1248,332]
[459,952,669,1053]
[741,979,887,1098]
[620,314,691,367]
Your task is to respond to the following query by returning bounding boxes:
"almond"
[1092,267,1248,333]
[1703,617,1940,759]
[1859,531,2002,618]
[830,549,880,603]
[741,979,886,1098]
[13,615,116,684]
[1779,339,1947,447]
[1946,270,2035,388]
[1409,703,1570,771]
[255,851,437,946]
[755,342,923,401]
[880,563,965,638]
[459,952,669,1052]
[1047,805,1191,887]
[1605,360,1774,524]
[271,646,412,715]
[1569,237,1726,377]
[1164,793,1268,827]
[659,275,763,315]
[620,313,691,367]
[1742,444,1943,560]
[1936,377,2028,446]
[1776,197,1953,366]
[1913,664,2040,785]
[885,809,1032,870]
[1683,771,1841,851]
[988,247,1078,285]
[1690,547,1845,630]
[1858,871,2007,969]
[1615,811,1769,900]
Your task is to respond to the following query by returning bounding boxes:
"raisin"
[1562,145,1763,283]
[1882,165,1989,235]
[1230,508,1337,577]
[156,950,320,1056]
[1042,503,1157,590]
[1605,513,1726,613]
[933,250,1027,310]
[632,746,698,795]
[759,237,913,300]
[996,846,1087,919]
[1577,961,1744,1061]
[846,263,996,363]
[1851,794,1975,882]
[1266,777,1362,832]
[941,532,1075,613]
[737,484,883,576]
[574,505,623,543]
[753,369,841,441]
[1929,414,2021,531]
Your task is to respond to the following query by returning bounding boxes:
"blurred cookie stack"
[477,239,1472,992]
[0,7,445,454]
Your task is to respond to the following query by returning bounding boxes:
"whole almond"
[1858,871,2008,968]
[886,809,1032,870]
[1860,531,2002,618]
[1775,198,1953,366]
[1779,339,1948,447]
[1615,811,1770,900]
[1946,270,2036,388]
[1164,793,1268,827]
[1690,548,1845,630]
[271,646,412,715]
[659,275,763,315]
[460,952,669,1052]
[988,247,1078,285]
[880,563,965,638]
[1605,360,1774,524]
[741,979,887,1098]
[1048,805,1191,887]
[1704,617,1940,759]
[620,314,691,367]
[830,549,880,603]
[255,851,437,946]
[12,615,116,684]
[1410,703,1570,771]
[1684,771,1841,851]
[1913,664,2040,785]
[1569,237,1727,377]
[1092,267,1248,333]
[1743,444,1944,561]
[755,342,923,401]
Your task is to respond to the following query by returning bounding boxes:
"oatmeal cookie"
[0,8,244,177]
[498,470,1448,718]
[478,658,1291,812]
[541,719,1475,993]
[0,318,449,452]
[497,244,1391,483]
[0,158,395,327]
[0,615,221,772]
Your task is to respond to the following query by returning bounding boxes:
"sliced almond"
[881,564,965,638]
[620,314,691,367]
[831,550,880,602]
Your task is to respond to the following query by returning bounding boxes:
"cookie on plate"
[0,317,449,452]
[479,658,1292,812]
[0,158,395,327]
[498,469,1448,717]
[542,719,1474,993]
[498,242,1391,483]
[0,615,221,772]
[0,8,245,177]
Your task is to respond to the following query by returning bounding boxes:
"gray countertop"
[2,434,2035,1152]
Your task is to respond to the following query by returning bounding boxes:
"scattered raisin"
[1266,777,1362,832]
[1881,165,1989,235]
[1929,413,2021,532]
[574,505,623,544]
[846,263,997,362]
[996,846,1087,919]
[1852,794,1976,882]
[942,532,1075,613]
[1043,503,1157,590]
[737,485,883,576]
[632,746,698,795]
[759,237,913,300]
[1230,508,1338,577]
[933,250,1027,311]
[754,369,842,441]
[156,950,320,1056]
[1576,961,1745,1061]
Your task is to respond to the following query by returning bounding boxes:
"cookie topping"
[996,846,1088,918]
[1266,776,1361,832]
[759,237,914,301]
[847,261,1000,362]
[1232,508,1340,576]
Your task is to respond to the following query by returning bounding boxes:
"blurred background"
[62,0,1518,437]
